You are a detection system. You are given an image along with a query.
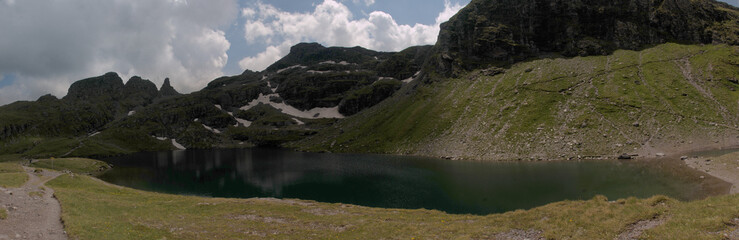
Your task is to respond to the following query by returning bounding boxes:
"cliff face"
[433,0,739,75]
[123,76,159,108]
[64,72,125,101]
[159,78,180,97]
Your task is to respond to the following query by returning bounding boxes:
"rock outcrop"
[123,76,158,107]
[265,42,389,72]
[433,0,739,75]
[159,78,180,97]
[63,72,124,101]
[35,94,58,103]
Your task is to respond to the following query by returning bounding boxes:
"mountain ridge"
[1,0,738,160]
[0,43,429,157]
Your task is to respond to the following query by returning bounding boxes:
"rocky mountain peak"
[124,76,157,92]
[63,72,125,101]
[159,78,180,97]
[36,94,58,102]
[289,42,327,56]
[123,76,159,107]
[265,42,389,72]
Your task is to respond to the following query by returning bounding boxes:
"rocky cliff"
[432,0,739,76]
[64,72,125,101]
[159,78,180,97]
[293,0,739,160]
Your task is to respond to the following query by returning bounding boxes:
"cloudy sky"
[0,0,737,105]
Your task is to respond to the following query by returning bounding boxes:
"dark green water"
[100,148,719,215]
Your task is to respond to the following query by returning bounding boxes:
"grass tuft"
[31,158,111,176]
[0,162,27,188]
[47,174,739,240]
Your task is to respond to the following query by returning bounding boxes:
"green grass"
[294,43,739,160]
[31,158,111,175]
[19,137,80,158]
[0,162,27,188]
[0,162,24,173]
[0,207,6,220]
[0,154,24,163]
[69,128,176,158]
[46,173,739,240]
[0,136,81,158]
[0,137,44,155]
[0,173,27,188]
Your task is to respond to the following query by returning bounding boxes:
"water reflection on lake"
[100,148,725,214]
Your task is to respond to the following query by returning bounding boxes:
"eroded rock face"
[159,78,180,97]
[338,78,402,116]
[64,72,124,101]
[434,0,739,75]
[264,43,428,112]
[123,76,159,107]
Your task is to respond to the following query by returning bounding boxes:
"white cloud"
[239,42,292,72]
[244,20,274,44]
[0,0,238,105]
[350,0,375,6]
[239,0,465,71]
[437,0,463,25]
[242,8,257,18]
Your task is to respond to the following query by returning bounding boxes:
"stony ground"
[0,167,66,240]
[685,152,739,194]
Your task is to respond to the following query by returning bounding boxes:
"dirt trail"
[0,167,67,240]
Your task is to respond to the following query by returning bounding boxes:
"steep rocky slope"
[0,44,431,158]
[430,0,739,76]
[295,43,739,160]
[158,78,180,97]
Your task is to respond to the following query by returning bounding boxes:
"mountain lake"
[99,148,729,215]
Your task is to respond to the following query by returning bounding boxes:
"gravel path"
[0,167,67,240]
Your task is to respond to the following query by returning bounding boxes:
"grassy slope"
[0,130,175,159]
[31,158,111,176]
[293,44,739,160]
[46,174,738,239]
[0,136,80,158]
[0,162,27,188]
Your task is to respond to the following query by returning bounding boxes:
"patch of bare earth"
[615,217,666,240]
[685,154,739,194]
[492,229,544,240]
[228,214,288,224]
[302,207,349,216]
[715,217,739,240]
[0,167,66,240]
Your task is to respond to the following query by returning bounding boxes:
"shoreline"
[683,151,739,194]
[85,144,739,198]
